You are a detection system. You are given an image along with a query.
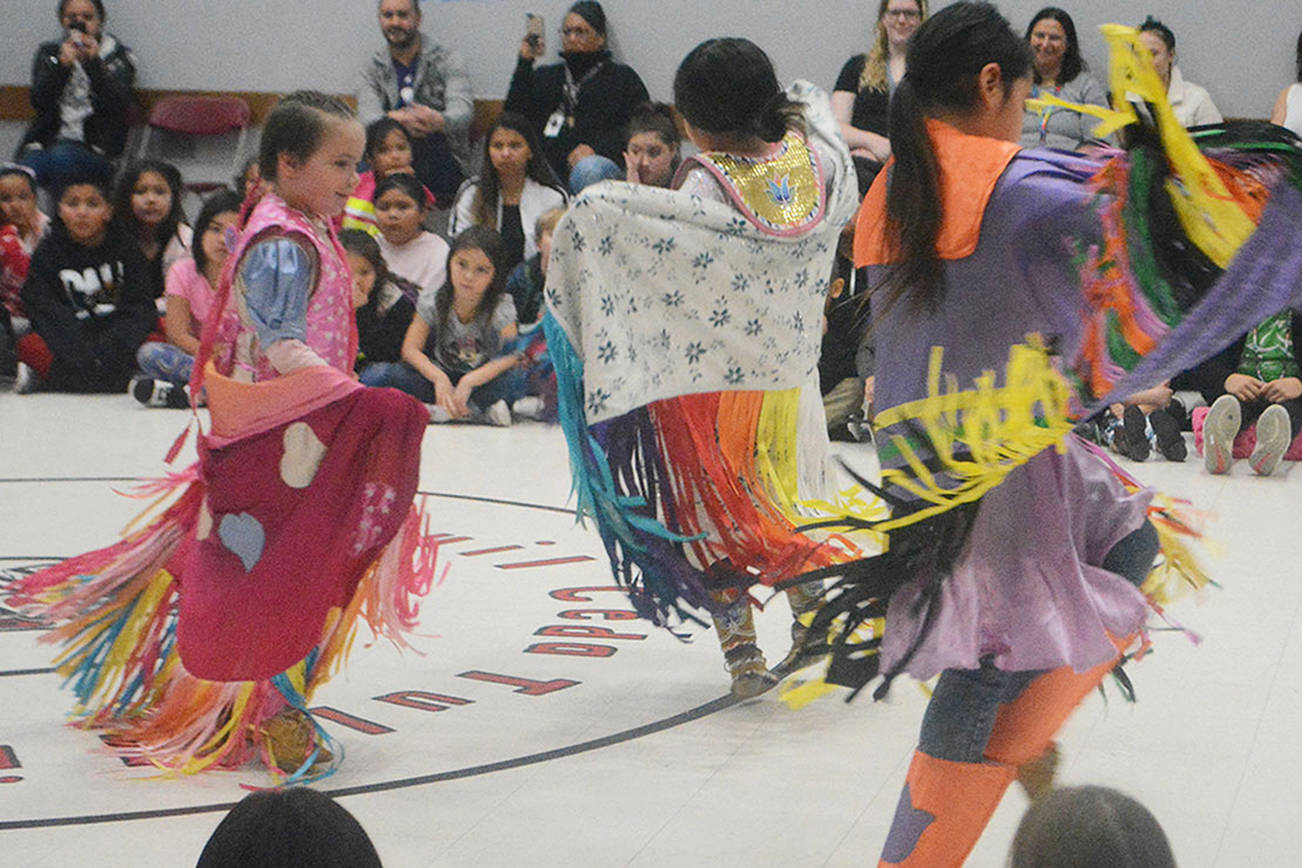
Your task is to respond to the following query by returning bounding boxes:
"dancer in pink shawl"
[8,92,439,781]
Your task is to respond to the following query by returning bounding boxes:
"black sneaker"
[1150,408,1186,461]
[1121,406,1151,461]
[131,376,189,409]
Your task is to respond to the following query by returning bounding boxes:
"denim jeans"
[567,155,622,196]
[918,520,1160,762]
[360,359,526,412]
[136,341,195,385]
[19,141,114,194]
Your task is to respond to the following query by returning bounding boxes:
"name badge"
[543,108,565,138]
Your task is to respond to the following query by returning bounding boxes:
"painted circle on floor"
[0,481,765,830]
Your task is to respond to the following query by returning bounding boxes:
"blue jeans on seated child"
[136,341,195,385]
[360,360,526,413]
[567,155,623,196]
[917,520,1160,763]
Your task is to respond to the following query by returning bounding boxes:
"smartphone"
[525,13,544,51]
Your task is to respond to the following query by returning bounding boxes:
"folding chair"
[137,95,252,194]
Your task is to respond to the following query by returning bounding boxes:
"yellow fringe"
[868,339,1074,531]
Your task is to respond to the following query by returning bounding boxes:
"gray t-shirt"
[416,288,517,375]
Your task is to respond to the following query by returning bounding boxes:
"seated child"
[340,228,419,376]
[622,101,682,188]
[374,173,449,296]
[17,170,156,393]
[820,219,873,441]
[449,112,566,273]
[1201,309,1302,476]
[0,163,49,371]
[504,206,564,333]
[340,118,438,237]
[1083,383,1187,462]
[113,160,193,304]
[130,189,243,407]
[360,225,528,426]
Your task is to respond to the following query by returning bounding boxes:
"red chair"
[137,95,252,194]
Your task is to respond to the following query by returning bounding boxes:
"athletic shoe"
[1249,404,1291,477]
[1121,405,1151,461]
[512,396,546,420]
[427,403,451,424]
[14,362,39,394]
[1150,407,1187,462]
[1203,394,1241,474]
[485,399,512,427]
[130,376,189,408]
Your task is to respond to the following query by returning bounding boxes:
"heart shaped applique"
[218,512,265,573]
[280,422,328,489]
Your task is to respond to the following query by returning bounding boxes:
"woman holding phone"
[17,0,137,191]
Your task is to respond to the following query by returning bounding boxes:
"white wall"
[3,0,1298,119]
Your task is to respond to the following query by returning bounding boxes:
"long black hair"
[673,38,804,142]
[472,111,562,228]
[191,189,242,277]
[432,225,510,344]
[112,159,187,249]
[881,1,1032,313]
[1295,27,1302,82]
[363,116,413,169]
[1025,6,1086,85]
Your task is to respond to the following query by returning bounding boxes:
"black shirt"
[834,54,891,137]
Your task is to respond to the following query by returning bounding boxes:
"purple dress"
[869,152,1153,679]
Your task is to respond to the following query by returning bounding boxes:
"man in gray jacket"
[358,0,473,201]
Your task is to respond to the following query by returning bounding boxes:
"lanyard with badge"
[544,60,605,138]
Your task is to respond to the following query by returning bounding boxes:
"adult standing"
[505,1,649,193]
[1019,7,1108,150]
[1137,17,1221,128]
[358,0,473,204]
[1269,29,1302,137]
[832,0,928,194]
[17,0,136,192]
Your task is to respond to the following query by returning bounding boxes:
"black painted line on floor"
[0,693,739,830]
[0,475,579,518]
[0,667,55,678]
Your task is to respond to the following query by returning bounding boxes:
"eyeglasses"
[884,9,922,20]
[562,25,597,38]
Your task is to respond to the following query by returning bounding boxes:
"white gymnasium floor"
[0,386,1299,868]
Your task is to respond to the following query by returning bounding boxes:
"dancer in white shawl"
[543,38,864,696]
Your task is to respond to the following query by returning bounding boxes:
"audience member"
[1270,29,1302,137]
[16,169,154,394]
[448,111,566,273]
[195,787,383,868]
[358,0,472,203]
[832,0,928,194]
[0,165,51,340]
[1010,785,1177,868]
[1137,17,1221,127]
[1021,7,1109,150]
[234,156,261,201]
[130,189,241,407]
[504,206,564,332]
[16,0,137,193]
[342,118,438,236]
[113,159,192,304]
[340,227,419,375]
[1200,309,1302,476]
[505,1,649,193]
[361,225,528,426]
[821,221,874,441]
[622,102,681,187]
[374,172,449,296]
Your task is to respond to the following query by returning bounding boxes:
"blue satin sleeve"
[239,238,314,348]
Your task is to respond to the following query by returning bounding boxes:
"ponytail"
[880,76,943,311]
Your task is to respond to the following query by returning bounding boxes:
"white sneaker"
[426,403,451,424]
[1203,394,1241,475]
[485,399,512,427]
[14,362,38,394]
[1249,404,1291,477]
[512,396,545,420]
[130,376,186,408]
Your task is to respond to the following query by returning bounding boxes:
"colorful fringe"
[546,314,872,626]
[7,478,441,783]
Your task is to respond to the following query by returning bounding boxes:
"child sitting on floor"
[340,227,419,377]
